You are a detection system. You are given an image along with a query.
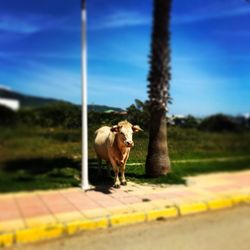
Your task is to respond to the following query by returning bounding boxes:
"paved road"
[14,205,250,250]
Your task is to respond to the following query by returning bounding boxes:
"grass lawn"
[0,126,250,193]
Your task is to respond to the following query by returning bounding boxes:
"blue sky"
[0,0,250,115]
[0,0,81,103]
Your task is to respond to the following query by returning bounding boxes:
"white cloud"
[89,48,148,69]
[174,55,250,62]
[0,84,11,91]
[88,75,147,108]
[173,5,250,24]
[216,30,250,37]
[0,13,70,34]
[170,57,250,115]
[0,14,46,33]
[7,60,82,103]
[0,51,80,60]
[0,15,38,33]
[89,11,150,30]
[89,75,145,95]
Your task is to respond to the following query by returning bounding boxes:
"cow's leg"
[120,165,127,186]
[110,158,120,188]
[120,154,129,186]
[105,161,112,178]
[97,157,102,176]
[113,167,120,188]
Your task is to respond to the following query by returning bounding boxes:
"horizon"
[0,0,250,116]
[1,84,249,119]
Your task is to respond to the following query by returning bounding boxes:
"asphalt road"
[14,205,250,250]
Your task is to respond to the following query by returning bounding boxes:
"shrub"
[199,114,237,132]
[0,105,18,126]
[126,99,150,130]
[17,108,38,126]
[17,102,81,128]
[88,111,125,126]
[181,115,199,128]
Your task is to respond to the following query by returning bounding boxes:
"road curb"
[1,193,250,248]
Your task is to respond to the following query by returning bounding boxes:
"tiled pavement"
[0,170,250,247]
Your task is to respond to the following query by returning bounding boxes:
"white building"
[0,97,20,111]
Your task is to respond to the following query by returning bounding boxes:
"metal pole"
[81,0,90,190]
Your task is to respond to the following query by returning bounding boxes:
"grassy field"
[0,125,250,192]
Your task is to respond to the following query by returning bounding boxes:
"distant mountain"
[0,88,69,108]
[0,87,124,112]
[88,105,124,113]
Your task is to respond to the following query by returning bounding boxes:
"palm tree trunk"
[145,0,172,177]
[146,109,171,177]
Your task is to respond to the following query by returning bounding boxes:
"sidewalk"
[1,170,250,248]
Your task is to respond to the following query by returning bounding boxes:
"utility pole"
[81,0,90,190]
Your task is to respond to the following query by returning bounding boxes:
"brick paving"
[0,170,250,235]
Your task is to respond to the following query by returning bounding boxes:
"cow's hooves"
[121,181,127,186]
[113,184,120,189]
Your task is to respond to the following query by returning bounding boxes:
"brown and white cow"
[94,120,142,188]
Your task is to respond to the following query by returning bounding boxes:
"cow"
[94,120,143,188]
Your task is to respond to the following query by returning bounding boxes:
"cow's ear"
[111,125,119,133]
[132,125,143,133]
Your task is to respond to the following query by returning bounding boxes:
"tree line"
[0,101,249,132]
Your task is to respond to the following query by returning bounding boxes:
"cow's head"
[111,120,143,148]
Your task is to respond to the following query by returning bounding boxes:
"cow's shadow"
[1,157,115,193]
[3,157,80,174]
[88,158,114,194]
[0,157,81,193]
[1,157,186,193]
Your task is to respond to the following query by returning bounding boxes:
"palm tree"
[145,0,172,177]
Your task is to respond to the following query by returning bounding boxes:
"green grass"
[0,125,250,193]
[89,126,250,161]
[125,158,250,185]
